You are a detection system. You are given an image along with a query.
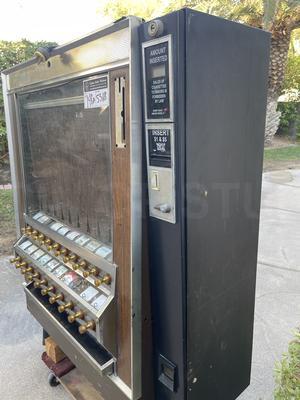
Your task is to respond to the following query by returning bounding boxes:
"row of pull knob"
[10,255,96,335]
[22,225,112,288]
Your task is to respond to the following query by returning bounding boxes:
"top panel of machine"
[2,17,135,92]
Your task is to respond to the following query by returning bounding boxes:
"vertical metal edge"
[129,16,143,400]
[1,72,23,235]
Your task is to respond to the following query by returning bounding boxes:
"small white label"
[38,215,51,224]
[46,259,60,271]
[83,75,109,109]
[26,245,38,255]
[91,294,107,311]
[85,240,101,253]
[75,235,90,246]
[58,226,70,236]
[19,240,32,250]
[80,286,98,302]
[33,211,44,220]
[39,254,52,265]
[95,246,112,258]
[50,222,63,232]
[66,231,81,241]
[31,249,45,260]
[53,265,68,277]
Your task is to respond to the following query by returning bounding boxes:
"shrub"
[274,330,300,400]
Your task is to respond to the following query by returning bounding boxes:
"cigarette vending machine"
[2,8,270,400]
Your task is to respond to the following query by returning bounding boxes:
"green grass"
[264,145,300,161]
[0,189,15,229]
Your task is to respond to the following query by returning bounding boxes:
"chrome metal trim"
[25,285,114,374]
[25,215,116,277]
[8,60,129,95]
[129,16,143,400]
[2,18,129,75]
[26,284,133,399]
[142,34,174,123]
[24,95,84,109]
[6,28,130,92]
[1,74,24,234]
[15,243,114,320]
[4,15,143,400]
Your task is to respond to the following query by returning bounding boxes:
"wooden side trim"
[110,67,131,387]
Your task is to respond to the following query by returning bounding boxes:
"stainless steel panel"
[25,283,132,400]
[25,285,114,374]
[4,15,143,400]
[6,28,130,92]
[1,76,24,233]
[145,123,176,223]
[129,17,143,400]
[25,215,116,277]
[24,95,83,109]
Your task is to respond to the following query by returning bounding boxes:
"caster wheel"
[48,372,60,387]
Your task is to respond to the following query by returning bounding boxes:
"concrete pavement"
[238,169,300,400]
[0,170,299,399]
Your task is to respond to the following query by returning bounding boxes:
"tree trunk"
[265,26,291,144]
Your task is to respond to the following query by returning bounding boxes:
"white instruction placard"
[83,75,109,109]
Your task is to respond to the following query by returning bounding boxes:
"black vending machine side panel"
[140,10,187,400]
[185,10,270,400]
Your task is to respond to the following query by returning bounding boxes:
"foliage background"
[0,40,56,157]
[274,330,300,400]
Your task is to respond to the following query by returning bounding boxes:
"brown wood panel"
[110,67,131,387]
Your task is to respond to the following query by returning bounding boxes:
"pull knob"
[58,301,73,313]
[83,267,98,278]
[31,272,40,279]
[68,310,84,323]
[72,263,80,270]
[55,248,68,257]
[38,233,45,241]
[31,230,39,240]
[64,254,77,263]
[52,243,60,250]
[49,293,64,304]
[41,286,55,296]
[25,227,33,235]
[94,275,111,287]
[78,320,96,334]
[45,238,52,245]
[21,266,33,275]
[102,275,111,285]
[10,256,21,263]
[79,260,87,269]
[17,261,28,268]
[34,279,48,288]
[94,279,101,287]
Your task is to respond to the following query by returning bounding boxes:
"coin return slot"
[158,354,177,392]
[151,171,160,190]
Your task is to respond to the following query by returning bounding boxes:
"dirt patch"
[0,189,16,256]
[0,160,11,185]
[265,136,299,149]
[0,230,16,256]
[263,159,300,172]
